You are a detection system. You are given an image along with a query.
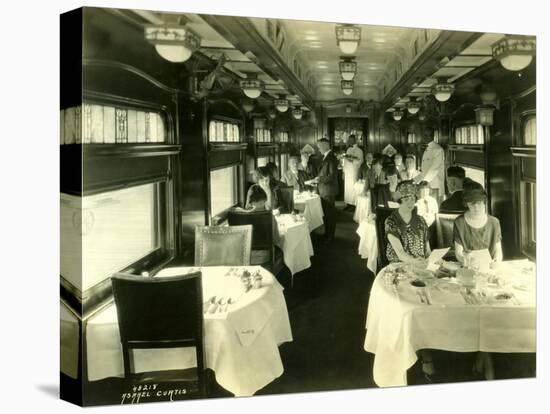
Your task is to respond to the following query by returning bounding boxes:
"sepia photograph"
[56,2,542,407]
[2,1,546,413]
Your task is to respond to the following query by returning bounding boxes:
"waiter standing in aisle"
[414,126,445,202]
[306,138,339,244]
[342,134,364,211]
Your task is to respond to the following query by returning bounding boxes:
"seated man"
[440,166,466,212]
[416,180,439,227]
[400,154,420,181]
[371,164,399,209]
[282,156,305,192]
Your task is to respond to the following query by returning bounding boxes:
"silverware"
[416,291,425,304]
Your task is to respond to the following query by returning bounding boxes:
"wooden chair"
[227,209,284,274]
[111,271,206,398]
[435,212,460,260]
[194,225,252,266]
[278,185,295,213]
[375,206,397,270]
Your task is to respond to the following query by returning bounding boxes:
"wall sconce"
[418,111,426,121]
[339,57,357,81]
[240,73,264,99]
[341,80,354,96]
[432,80,455,102]
[492,35,536,71]
[292,107,303,120]
[345,105,352,114]
[267,109,277,119]
[335,24,361,54]
[475,106,495,127]
[274,95,289,112]
[145,24,202,63]
[392,109,404,121]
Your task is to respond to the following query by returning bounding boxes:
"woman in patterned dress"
[384,180,434,380]
[385,180,431,266]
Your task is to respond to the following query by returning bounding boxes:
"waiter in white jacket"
[414,127,445,202]
[342,134,364,210]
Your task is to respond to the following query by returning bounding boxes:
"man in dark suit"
[440,166,466,212]
[307,138,339,243]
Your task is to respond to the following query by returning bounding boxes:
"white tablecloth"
[275,214,314,277]
[364,260,536,387]
[353,193,371,224]
[357,220,378,274]
[60,266,293,397]
[294,192,324,231]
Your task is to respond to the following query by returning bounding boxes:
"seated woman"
[453,183,503,264]
[453,182,502,381]
[384,180,433,381]
[385,180,431,266]
[282,156,305,192]
[246,167,281,210]
[371,164,399,209]
[265,161,286,189]
[415,180,439,227]
[235,184,281,258]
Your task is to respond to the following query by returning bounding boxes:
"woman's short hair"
[405,153,416,162]
[254,166,271,180]
[264,162,278,177]
[463,184,487,205]
[248,184,267,204]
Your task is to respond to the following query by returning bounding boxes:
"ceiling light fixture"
[274,95,289,113]
[406,99,421,114]
[145,24,201,63]
[392,109,403,121]
[339,57,357,81]
[492,35,536,71]
[335,24,361,54]
[431,79,455,102]
[341,80,354,96]
[239,73,264,99]
[292,107,303,120]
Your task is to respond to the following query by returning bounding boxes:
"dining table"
[364,259,536,387]
[293,191,324,232]
[356,218,378,274]
[274,213,314,284]
[60,265,293,397]
[353,193,371,224]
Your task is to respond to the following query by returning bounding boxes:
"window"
[210,166,239,217]
[209,120,240,142]
[61,183,161,291]
[521,181,536,246]
[523,117,536,145]
[462,166,485,187]
[60,103,166,144]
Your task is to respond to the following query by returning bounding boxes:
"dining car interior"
[60,6,537,406]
